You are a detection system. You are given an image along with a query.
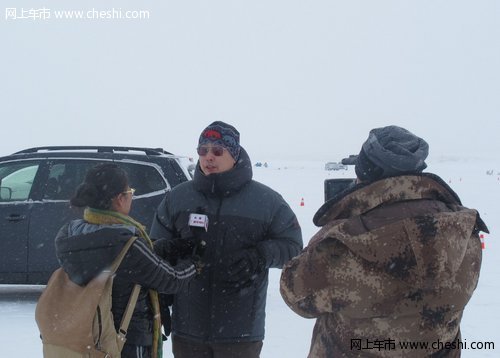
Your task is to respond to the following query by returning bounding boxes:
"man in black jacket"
[151,121,303,358]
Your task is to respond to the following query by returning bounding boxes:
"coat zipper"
[207,195,223,341]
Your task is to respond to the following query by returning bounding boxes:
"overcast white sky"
[1,1,499,162]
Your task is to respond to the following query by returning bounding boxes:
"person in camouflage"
[280,126,488,357]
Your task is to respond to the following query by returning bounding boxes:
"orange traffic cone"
[300,198,304,206]
[480,234,485,250]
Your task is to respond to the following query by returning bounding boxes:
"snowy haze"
[1,0,499,161]
[0,160,499,357]
[1,1,499,356]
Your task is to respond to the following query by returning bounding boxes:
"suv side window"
[42,160,168,200]
[43,160,107,200]
[162,158,190,187]
[119,162,167,196]
[0,162,40,201]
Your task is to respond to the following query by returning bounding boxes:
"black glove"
[162,237,206,265]
[159,294,173,339]
[222,247,266,289]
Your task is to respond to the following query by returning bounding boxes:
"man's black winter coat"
[150,148,303,343]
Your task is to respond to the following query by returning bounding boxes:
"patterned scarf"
[83,207,163,358]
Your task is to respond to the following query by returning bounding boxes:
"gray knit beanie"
[355,125,429,182]
[198,121,241,161]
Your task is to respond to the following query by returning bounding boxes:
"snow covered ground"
[0,159,498,357]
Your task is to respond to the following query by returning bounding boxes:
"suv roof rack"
[14,146,172,156]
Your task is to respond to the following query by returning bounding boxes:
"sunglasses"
[122,188,136,196]
[197,145,225,157]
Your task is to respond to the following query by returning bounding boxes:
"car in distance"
[0,146,191,284]
[324,162,348,171]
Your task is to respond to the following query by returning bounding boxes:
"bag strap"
[109,236,138,274]
[117,284,141,347]
[109,236,142,350]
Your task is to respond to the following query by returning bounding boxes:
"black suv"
[0,146,192,284]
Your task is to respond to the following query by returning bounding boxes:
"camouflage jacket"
[280,174,487,357]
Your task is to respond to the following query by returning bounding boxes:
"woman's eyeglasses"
[122,188,136,196]
[197,145,225,157]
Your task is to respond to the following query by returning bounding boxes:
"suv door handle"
[5,214,27,222]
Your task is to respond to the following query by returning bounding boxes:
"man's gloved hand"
[159,294,173,339]
[162,237,206,265]
[222,247,266,289]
